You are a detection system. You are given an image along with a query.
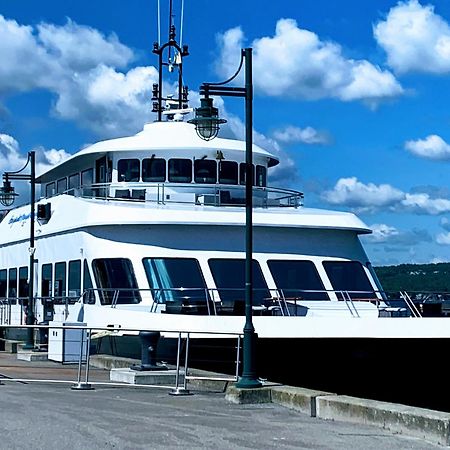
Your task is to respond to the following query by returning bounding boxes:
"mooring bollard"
[131,330,167,371]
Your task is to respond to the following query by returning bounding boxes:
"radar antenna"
[152,0,189,121]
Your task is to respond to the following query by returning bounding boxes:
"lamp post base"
[236,376,262,389]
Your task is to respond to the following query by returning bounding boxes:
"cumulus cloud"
[436,232,450,245]
[322,177,450,215]
[321,177,404,209]
[0,15,156,138]
[404,134,450,160]
[0,134,70,204]
[219,112,297,184]
[364,223,431,245]
[216,19,403,105]
[374,0,450,74]
[272,125,330,145]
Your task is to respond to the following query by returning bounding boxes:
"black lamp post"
[0,151,36,349]
[189,48,262,389]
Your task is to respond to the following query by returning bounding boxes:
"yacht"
[1,3,449,409]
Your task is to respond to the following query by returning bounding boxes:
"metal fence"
[0,324,242,395]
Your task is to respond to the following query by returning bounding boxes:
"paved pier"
[0,352,446,449]
[0,382,445,450]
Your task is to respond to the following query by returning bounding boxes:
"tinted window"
[208,259,269,306]
[323,261,376,300]
[239,163,255,186]
[19,267,28,298]
[68,260,81,298]
[57,177,67,194]
[142,158,166,182]
[41,264,52,297]
[0,270,6,297]
[54,262,66,299]
[219,161,238,185]
[81,169,93,196]
[168,159,192,183]
[83,260,94,304]
[194,159,216,184]
[46,182,55,198]
[268,260,329,300]
[118,159,140,182]
[69,173,80,193]
[256,166,267,187]
[92,258,141,305]
[143,258,207,304]
[8,268,17,298]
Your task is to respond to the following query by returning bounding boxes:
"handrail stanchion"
[71,326,94,390]
[170,332,192,396]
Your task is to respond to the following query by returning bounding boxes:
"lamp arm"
[203,49,245,87]
[4,151,32,177]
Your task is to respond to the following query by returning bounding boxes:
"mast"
[152,0,189,121]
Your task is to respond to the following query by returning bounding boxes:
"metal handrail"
[44,181,304,209]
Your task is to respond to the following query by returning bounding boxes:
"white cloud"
[0,15,156,138]
[216,19,403,104]
[322,176,450,215]
[401,193,450,215]
[37,19,133,71]
[364,223,431,245]
[366,223,400,243]
[321,177,404,208]
[374,0,450,74]
[272,125,330,145]
[0,134,70,204]
[404,134,450,160]
[436,232,450,245]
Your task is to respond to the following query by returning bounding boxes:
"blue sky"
[2,0,450,266]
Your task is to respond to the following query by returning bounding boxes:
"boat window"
[239,163,255,186]
[118,159,140,182]
[219,161,238,185]
[208,259,270,306]
[45,182,55,198]
[41,264,52,297]
[0,270,6,297]
[268,260,329,300]
[256,166,267,187]
[92,258,141,305]
[142,158,166,182]
[57,177,67,194]
[322,261,376,300]
[68,173,80,194]
[18,267,28,298]
[168,159,192,183]
[54,262,67,301]
[143,258,207,304]
[81,168,94,196]
[8,268,17,299]
[194,159,216,184]
[83,260,95,304]
[68,260,81,298]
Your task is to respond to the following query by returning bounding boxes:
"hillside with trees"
[374,263,450,293]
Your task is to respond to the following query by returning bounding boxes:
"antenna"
[152,0,190,121]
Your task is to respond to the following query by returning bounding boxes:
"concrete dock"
[0,352,447,449]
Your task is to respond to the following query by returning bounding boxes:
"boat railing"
[56,182,304,208]
[77,287,412,318]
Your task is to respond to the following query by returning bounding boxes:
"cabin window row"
[88,257,376,306]
[0,259,376,306]
[117,158,267,187]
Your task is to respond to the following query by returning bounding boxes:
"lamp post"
[0,151,36,349]
[189,48,262,389]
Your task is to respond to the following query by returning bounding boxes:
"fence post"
[71,326,94,390]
